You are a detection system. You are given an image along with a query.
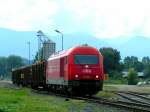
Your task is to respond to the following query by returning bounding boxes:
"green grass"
[1,83,148,112]
[96,85,118,99]
[0,87,86,112]
[0,87,128,112]
[102,84,150,93]
[96,91,115,99]
[103,84,119,91]
[104,78,128,84]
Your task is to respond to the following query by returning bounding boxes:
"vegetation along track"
[31,89,150,112]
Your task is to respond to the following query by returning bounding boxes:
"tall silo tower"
[37,30,56,61]
[42,40,56,60]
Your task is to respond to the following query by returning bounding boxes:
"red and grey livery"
[12,46,104,95]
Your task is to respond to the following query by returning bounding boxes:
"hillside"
[0,28,150,59]
[0,28,37,58]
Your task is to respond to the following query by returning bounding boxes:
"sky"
[0,0,150,39]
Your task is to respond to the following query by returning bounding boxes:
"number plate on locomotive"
[82,69,92,73]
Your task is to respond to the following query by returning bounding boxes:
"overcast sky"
[0,0,150,39]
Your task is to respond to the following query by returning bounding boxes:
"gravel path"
[0,80,19,89]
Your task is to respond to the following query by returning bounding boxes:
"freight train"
[12,46,104,96]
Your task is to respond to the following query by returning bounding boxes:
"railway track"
[31,89,150,112]
[77,97,150,112]
[109,91,150,105]
[122,91,150,101]
[104,90,150,96]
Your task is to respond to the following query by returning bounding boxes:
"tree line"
[100,47,150,84]
[0,47,150,81]
[0,55,25,79]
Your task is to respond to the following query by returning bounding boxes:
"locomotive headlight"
[96,75,99,78]
[75,74,79,78]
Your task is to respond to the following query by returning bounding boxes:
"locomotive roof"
[48,45,100,61]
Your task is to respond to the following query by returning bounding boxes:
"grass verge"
[0,87,85,112]
[0,86,128,112]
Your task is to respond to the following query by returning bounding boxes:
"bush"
[104,71,127,84]
[127,68,138,85]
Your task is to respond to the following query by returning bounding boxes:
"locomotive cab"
[67,46,104,95]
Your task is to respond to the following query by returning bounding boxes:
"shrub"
[127,68,138,85]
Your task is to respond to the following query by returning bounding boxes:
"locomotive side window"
[74,55,99,64]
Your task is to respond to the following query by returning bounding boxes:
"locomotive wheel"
[31,83,38,89]
[65,86,73,96]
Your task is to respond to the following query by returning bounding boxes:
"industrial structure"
[37,30,56,61]
[42,40,56,60]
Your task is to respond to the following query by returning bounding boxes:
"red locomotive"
[12,46,104,95]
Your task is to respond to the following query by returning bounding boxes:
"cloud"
[62,0,150,39]
[1,0,150,39]
[0,0,58,31]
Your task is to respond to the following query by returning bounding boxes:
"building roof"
[122,71,144,77]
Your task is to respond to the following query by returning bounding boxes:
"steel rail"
[31,89,150,112]
[116,93,150,105]
[73,96,150,112]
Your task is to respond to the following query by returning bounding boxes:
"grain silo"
[42,40,56,60]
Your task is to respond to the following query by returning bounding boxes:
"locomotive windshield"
[74,55,99,64]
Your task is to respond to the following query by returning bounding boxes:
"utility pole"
[55,29,63,50]
[27,41,30,64]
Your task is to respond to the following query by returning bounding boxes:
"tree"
[99,47,121,75]
[127,68,138,85]
[33,47,45,63]
[142,56,150,68]
[0,57,7,78]
[33,51,39,63]
[135,62,144,72]
[142,57,150,78]
[124,56,138,69]
[7,55,24,71]
[0,55,25,79]
[124,56,144,72]
[143,65,150,78]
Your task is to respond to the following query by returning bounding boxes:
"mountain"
[51,33,111,50]
[0,28,111,59]
[0,28,38,59]
[0,28,150,59]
